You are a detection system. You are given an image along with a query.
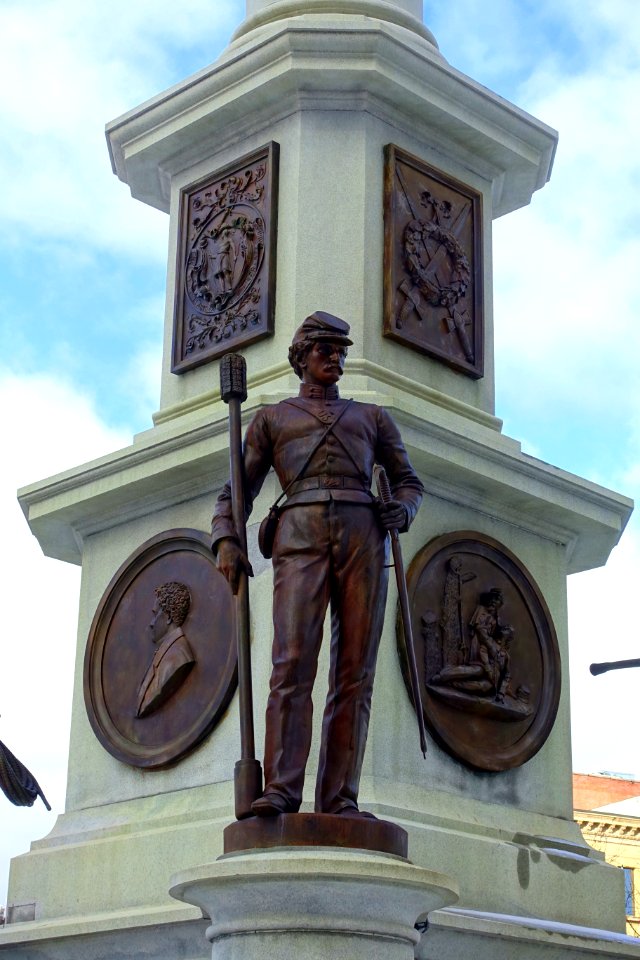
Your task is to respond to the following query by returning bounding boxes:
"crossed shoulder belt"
[274,399,360,504]
[258,400,364,560]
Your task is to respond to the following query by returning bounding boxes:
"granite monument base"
[170,847,458,960]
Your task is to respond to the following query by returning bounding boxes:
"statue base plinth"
[170,847,458,960]
[223,811,408,856]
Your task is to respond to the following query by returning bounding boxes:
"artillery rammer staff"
[220,353,263,819]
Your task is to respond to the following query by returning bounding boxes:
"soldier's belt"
[287,475,369,495]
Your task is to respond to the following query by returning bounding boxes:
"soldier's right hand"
[216,538,254,594]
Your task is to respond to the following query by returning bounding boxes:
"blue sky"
[1,0,639,904]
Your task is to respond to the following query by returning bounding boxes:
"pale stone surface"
[3,906,640,960]
[107,25,553,218]
[422,908,640,958]
[8,409,631,934]
[170,848,458,960]
[0,905,208,960]
[157,109,501,422]
[18,385,630,572]
[247,0,424,18]
[11,348,631,931]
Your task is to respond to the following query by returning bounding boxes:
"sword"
[220,353,263,819]
[376,466,428,758]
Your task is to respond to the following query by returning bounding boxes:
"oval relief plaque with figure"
[84,529,237,769]
[398,532,561,771]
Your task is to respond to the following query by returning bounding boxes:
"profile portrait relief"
[136,581,196,719]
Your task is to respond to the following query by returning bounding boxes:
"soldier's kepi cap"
[291,311,353,347]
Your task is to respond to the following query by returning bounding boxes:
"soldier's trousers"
[264,499,388,813]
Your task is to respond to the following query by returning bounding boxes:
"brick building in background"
[574,773,640,936]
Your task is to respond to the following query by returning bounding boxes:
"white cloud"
[0,370,129,904]
[492,2,640,458]
[0,0,242,263]
[427,0,538,86]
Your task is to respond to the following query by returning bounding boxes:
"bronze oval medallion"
[84,529,236,769]
[399,532,560,772]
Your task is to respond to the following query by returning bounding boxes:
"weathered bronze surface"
[84,529,237,769]
[399,532,560,771]
[384,144,483,378]
[220,352,263,820]
[212,312,424,820]
[136,581,196,719]
[224,812,408,858]
[172,142,279,373]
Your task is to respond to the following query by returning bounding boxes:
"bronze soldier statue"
[212,312,423,818]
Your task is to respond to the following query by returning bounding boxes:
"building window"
[624,868,634,916]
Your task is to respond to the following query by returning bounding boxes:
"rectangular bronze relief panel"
[172,142,279,373]
[383,145,484,379]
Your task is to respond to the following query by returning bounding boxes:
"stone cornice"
[106,15,556,217]
[152,358,502,431]
[18,373,631,569]
[576,812,640,843]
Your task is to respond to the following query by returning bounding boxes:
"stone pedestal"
[170,848,458,960]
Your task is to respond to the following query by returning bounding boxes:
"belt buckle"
[321,476,341,489]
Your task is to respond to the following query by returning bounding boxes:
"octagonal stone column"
[238,0,436,44]
[246,0,424,20]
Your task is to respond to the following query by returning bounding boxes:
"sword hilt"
[376,466,392,504]
[220,353,247,403]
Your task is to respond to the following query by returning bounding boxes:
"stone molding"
[233,0,438,45]
[170,849,458,960]
[577,813,640,844]
[426,906,640,958]
[106,15,556,218]
[18,381,631,571]
[152,358,502,429]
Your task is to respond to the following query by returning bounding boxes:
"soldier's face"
[301,341,347,386]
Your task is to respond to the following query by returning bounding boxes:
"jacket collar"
[298,383,340,401]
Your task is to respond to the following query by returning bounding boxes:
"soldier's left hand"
[375,498,407,531]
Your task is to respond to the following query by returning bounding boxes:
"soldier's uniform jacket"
[211,382,424,544]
